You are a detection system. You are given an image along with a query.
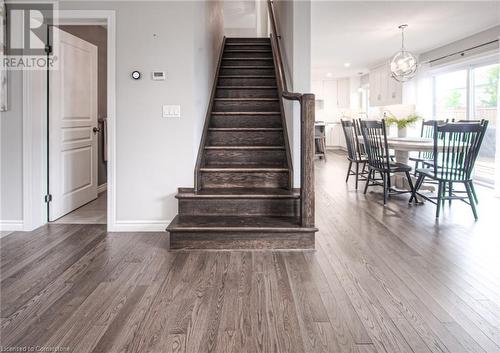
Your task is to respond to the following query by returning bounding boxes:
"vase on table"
[398,127,407,138]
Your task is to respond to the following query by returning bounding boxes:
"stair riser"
[201,171,289,188]
[210,115,282,128]
[226,38,271,43]
[207,131,283,146]
[213,100,279,112]
[205,149,286,165]
[225,43,271,49]
[222,59,273,66]
[220,67,275,76]
[218,77,276,86]
[215,88,278,99]
[169,231,315,250]
[178,198,299,217]
[223,51,272,58]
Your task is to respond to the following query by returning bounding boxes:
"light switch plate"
[162,105,181,118]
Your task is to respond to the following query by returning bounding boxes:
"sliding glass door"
[433,60,499,187]
[472,63,498,185]
[434,69,468,121]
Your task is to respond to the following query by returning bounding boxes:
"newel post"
[300,94,315,228]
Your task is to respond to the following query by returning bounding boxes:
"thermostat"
[152,71,166,81]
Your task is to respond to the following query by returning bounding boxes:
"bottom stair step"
[166,215,317,250]
[176,188,300,217]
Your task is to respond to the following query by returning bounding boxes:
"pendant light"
[390,24,418,82]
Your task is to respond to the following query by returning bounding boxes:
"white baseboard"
[0,220,24,232]
[109,220,170,232]
[97,183,107,194]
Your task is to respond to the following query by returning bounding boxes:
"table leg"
[392,149,435,198]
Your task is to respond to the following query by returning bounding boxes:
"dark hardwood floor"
[2,151,500,353]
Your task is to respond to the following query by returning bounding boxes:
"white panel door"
[49,28,98,221]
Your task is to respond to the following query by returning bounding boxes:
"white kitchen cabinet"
[312,78,351,115]
[325,123,346,149]
[386,72,402,104]
[336,78,350,109]
[369,64,402,107]
[369,67,383,106]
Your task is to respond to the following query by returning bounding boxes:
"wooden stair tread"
[211,111,280,115]
[222,57,273,60]
[225,43,270,46]
[214,98,279,101]
[200,166,289,172]
[177,187,299,199]
[217,86,277,89]
[205,146,285,150]
[167,215,316,232]
[203,162,286,168]
[221,66,275,69]
[219,75,276,78]
[224,50,272,52]
[208,128,282,131]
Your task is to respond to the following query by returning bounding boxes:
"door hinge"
[45,44,52,54]
[45,194,52,203]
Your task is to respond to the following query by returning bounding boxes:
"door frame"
[22,10,116,231]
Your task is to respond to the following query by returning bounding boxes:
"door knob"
[93,127,101,134]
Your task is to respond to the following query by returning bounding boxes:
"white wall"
[274,0,311,187]
[194,0,224,165]
[1,1,224,231]
[0,71,24,226]
[223,0,267,37]
[419,25,500,66]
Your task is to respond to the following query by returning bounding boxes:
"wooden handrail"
[267,0,315,228]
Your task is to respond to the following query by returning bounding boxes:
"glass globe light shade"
[390,50,418,82]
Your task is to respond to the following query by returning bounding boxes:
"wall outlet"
[162,105,181,118]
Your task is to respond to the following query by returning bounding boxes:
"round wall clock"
[131,71,141,80]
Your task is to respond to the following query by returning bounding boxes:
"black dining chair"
[409,119,446,174]
[360,119,414,205]
[409,121,488,219]
[445,119,486,205]
[341,119,368,189]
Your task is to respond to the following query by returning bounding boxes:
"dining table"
[358,135,436,192]
[385,136,434,165]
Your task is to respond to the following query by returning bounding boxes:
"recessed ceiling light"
[344,63,351,68]
[326,72,333,78]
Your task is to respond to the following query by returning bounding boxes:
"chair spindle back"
[360,120,391,170]
[433,121,488,181]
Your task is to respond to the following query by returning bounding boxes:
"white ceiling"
[311,1,500,80]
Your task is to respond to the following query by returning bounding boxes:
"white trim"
[110,220,170,232]
[0,221,24,232]
[22,70,47,231]
[22,10,117,232]
[97,183,107,194]
[23,73,34,231]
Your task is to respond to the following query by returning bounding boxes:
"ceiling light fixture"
[344,63,351,68]
[390,24,418,82]
[326,72,333,78]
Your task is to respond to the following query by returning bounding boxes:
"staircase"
[166,37,317,250]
